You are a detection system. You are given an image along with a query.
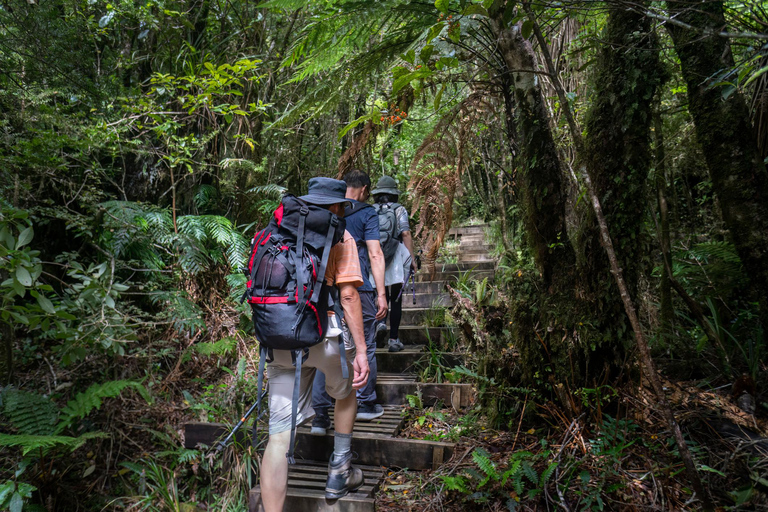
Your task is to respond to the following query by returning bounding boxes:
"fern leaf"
[540,461,558,486]
[0,431,107,455]
[472,447,498,486]
[194,337,237,357]
[57,380,148,432]
[440,475,469,493]
[521,461,538,485]
[2,389,58,436]
[501,459,521,487]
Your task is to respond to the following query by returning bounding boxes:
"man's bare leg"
[260,430,290,512]
[333,389,357,434]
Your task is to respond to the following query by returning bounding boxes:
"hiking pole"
[214,389,267,454]
[396,267,417,305]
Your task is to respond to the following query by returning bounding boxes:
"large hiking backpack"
[373,202,403,266]
[241,194,347,463]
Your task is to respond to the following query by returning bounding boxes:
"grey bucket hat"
[298,177,351,207]
[371,176,400,196]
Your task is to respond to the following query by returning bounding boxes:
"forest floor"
[372,378,768,511]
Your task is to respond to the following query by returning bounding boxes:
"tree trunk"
[491,17,574,289]
[667,0,768,336]
[577,6,662,378]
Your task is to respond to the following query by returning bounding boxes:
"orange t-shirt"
[325,230,363,288]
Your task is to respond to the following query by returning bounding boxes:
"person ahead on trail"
[310,170,388,433]
[371,176,416,353]
[258,177,370,512]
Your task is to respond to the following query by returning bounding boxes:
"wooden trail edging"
[182,224,494,511]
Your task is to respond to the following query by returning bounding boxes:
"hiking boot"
[311,411,331,436]
[375,322,388,348]
[356,402,384,421]
[325,451,364,500]
[387,338,404,352]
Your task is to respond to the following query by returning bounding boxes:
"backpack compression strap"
[286,347,309,464]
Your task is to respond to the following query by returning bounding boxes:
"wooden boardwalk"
[183,224,493,511]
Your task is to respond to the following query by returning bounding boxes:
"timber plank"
[376,378,475,408]
[294,434,454,470]
[249,462,382,512]
[376,347,465,374]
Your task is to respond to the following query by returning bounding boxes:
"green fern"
[57,380,150,433]
[440,475,470,493]
[194,337,237,357]
[472,447,499,487]
[2,389,58,435]
[501,458,523,494]
[0,431,107,455]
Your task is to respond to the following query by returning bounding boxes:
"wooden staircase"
[183,224,494,511]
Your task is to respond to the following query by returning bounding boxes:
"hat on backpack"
[299,177,351,207]
[371,176,400,196]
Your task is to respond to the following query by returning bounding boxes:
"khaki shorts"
[266,315,355,435]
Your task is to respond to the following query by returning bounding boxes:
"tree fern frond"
[57,380,149,433]
[152,292,207,334]
[2,389,58,436]
[0,431,108,455]
[247,183,287,199]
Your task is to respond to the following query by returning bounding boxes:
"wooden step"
[296,406,406,437]
[424,261,495,272]
[455,244,494,253]
[457,253,495,263]
[399,308,448,327]
[294,432,454,470]
[414,269,494,283]
[411,280,448,294]
[184,418,456,470]
[395,326,455,344]
[376,345,465,374]
[399,292,450,308]
[457,234,486,243]
[448,225,488,236]
[249,461,382,512]
[376,374,475,409]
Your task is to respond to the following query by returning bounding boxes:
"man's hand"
[352,352,370,389]
[375,292,388,320]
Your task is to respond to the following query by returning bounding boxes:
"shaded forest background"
[2,0,768,509]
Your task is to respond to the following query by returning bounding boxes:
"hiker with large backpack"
[310,170,388,434]
[370,176,417,353]
[245,177,370,511]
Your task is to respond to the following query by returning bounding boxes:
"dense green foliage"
[1,0,768,509]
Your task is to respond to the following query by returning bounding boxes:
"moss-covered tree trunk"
[667,0,768,335]
[578,7,661,377]
[491,12,584,391]
[492,18,574,289]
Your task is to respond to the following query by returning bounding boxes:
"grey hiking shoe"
[375,322,388,348]
[356,402,384,421]
[387,338,404,352]
[325,451,364,500]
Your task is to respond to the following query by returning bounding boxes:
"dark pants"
[312,290,378,412]
[385,283,403,340]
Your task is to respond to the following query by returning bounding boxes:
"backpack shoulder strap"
[309,215,341,303]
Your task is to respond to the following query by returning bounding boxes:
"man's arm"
[401,230,417,271]
[339,282,370,389]
[366,239,388,320]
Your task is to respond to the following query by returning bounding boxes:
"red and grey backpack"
[241,194,347,463]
